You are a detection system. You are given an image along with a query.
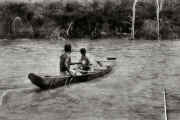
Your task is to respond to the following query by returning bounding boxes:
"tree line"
[0,0,180,40]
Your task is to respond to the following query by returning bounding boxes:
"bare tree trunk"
[156,0,160,40]
[131,0,138,40]
[66,21,73,39]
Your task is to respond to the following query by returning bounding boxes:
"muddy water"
[0,38,180,120]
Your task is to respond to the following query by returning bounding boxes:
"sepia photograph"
[0,0,180,120]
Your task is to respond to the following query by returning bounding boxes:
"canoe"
[28,64,112,89]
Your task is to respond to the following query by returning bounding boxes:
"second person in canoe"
[79,48,91,71]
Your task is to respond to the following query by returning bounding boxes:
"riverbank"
[0,0,180,40]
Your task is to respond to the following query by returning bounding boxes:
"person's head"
[80,48,86,56]
[64,44,71,53]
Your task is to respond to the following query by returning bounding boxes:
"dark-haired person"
[79,48,90,71]
[60,44,73,76]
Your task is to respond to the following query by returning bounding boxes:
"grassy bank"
[0,0,180,40]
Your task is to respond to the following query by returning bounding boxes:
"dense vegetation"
[0,0,180,40]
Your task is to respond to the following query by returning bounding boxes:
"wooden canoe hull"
[28,65,112,89]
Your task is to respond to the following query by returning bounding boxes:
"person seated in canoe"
[79,48,91,71]
[60,44,73,76]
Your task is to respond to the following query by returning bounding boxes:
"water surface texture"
[0,38,180,120]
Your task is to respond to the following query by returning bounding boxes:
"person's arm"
[87,57,90,66]
[65,56,71,74]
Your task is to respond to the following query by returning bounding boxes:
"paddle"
[68,74,76,88]
[70,57,117,65]
[106,57,117,60]
[96,57,117,63]
[65,73,79,88]
[64,71,77,88]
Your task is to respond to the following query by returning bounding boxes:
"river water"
[0,38,180,120]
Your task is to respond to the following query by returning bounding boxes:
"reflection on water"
[0,38,180,120]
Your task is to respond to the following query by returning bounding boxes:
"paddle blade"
[107,57,117,60]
